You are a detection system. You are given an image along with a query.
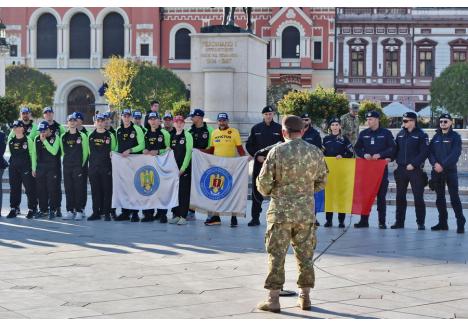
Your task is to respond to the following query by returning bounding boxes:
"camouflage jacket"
[257,138,328,224]
[340,113,360,145]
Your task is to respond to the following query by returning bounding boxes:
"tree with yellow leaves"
[102,57,137,113]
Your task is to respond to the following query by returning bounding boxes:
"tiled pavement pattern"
[0,196,467,319]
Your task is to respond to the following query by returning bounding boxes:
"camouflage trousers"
[264,222,317,290]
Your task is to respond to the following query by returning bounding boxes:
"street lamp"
[0,19,10,97]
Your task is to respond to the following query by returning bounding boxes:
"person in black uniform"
[141,112,171,223]
[60,114,89,221]
[87,114,116,221]
[103,111,118,219]
[33,121,61,219]
[144,100,160,130]
[0,130,7,217]
[429,114,465,234]
[354,111,396,229]
[7,107,38,142]
[163,112,176,136]
[73,111,89,216]
[168,115,193,226]
[322,117,354,228]
[114,108,145,222]
[392,111,429,230]
[245,106,284,226]
[6,121,37,219]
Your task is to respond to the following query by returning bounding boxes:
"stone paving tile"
[15,305,102,319]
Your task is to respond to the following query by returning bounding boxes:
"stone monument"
[190,9,267,135]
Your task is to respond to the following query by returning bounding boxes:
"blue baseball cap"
[73,112,84,121]
[190,108,205,117]
[148,112,160,119]
[121,109,132,116]
[43,107,53,114]
[163,112,173,120]
[366,110,380,119]
[95,113,105,121]
[217,112,229,121]
[20,107,31,114]
[12,120,25,128]
[67,114,77,121]
[37,121,50,132]
[103,112,111,119]
[132,110,143,119]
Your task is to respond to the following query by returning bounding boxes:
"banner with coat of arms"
[112,152,179,210]
[190,149,249,217]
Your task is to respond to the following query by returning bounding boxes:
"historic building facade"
[335,7,468,111]
[0,7,335,122]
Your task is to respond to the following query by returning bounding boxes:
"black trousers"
[63,165,85,212]
[326,212,345,223]
[173,172,191,219]
[361,167,389,224]
[432,169,466,226]
[89,166,112,215]
[251,161,264,220]
[394,166,426,225]
[9,164,37,210]
[56,163,62,210]
[36,167,60,212]
[81,162,88,210]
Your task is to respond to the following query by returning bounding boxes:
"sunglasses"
[440,120,450,124]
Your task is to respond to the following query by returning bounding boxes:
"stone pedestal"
[190,33,267,135]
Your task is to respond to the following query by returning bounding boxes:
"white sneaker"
[62,211,75,220]
[74,212,85,221]
[169,216,180,224]
[177,217,187,225]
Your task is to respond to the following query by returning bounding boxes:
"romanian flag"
[315,158,388,215]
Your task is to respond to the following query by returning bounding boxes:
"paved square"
[0,196,467,319]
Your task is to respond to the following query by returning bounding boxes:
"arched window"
[37,13,57,59]
[70,13,91,59]
[175,28,191,60]
[103,12,124,58]
[67,86,96,124]
[282,26,300,59]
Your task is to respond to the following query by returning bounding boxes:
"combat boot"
[257,290,281,313]
[298,288,312,310]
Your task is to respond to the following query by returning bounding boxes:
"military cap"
[402,111,417,120]
[328,117,341,126]
[366,110,380,119]
[262,106,274,114]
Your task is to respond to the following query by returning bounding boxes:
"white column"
[95,23,102,67]
[0,53,7,96]
[57,23,64,68]
[62,24,69,68]
[90,24,97,68]
[124,23,131,58]
[28,25,36,67]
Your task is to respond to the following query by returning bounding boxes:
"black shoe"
[7,209,18,218]
[338,223,345,228]
[159,215,168,223]
[390,223,404,229]
[87,213,101,221]
[35,211,47,219]
[110,209,117,219]
[247,218,260,227]
[324,220,332,228]
[131,216,140,222]
[457,226,465,234]
[114,213,130,221]
[418,224,426,230]
[56,209,62,218]
[431,223,448,231]
[48,210,56,220]
[315,221,320,227]
[104,214,111,221]
[379,223,387,229]
[141,216,154,222]
[26,210,36,219]
[230,216,238,228]
[354,221,369,228]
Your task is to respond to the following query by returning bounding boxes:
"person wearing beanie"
[392,111,429,230]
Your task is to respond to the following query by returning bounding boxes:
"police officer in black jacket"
[245,106,284,226]
[429,113,465,234]
[301,113,322,149]
[322,117,354,228]
[354,111,396,229]
[392,111,429,230]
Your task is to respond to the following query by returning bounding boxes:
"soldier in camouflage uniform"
[340,102,360,145]
[256,115,328,313]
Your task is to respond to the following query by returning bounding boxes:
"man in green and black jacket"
[7,120,37,219]
[114,108,145,222]
[7,107,38,143]
[60,114,89,221]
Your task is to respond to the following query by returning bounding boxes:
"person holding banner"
[87,114,116,221]
[141,112,171,223]
[256,115,328,313]
[354,111,396,229]
[168,115,193,226]
[203,112,246,227]
[322,117,354,228]
[114,109,145,222]
[60,114,89,221]
[246,106,284,227]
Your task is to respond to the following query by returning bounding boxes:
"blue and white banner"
[190,149,249,217]
[112,152,179,210]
